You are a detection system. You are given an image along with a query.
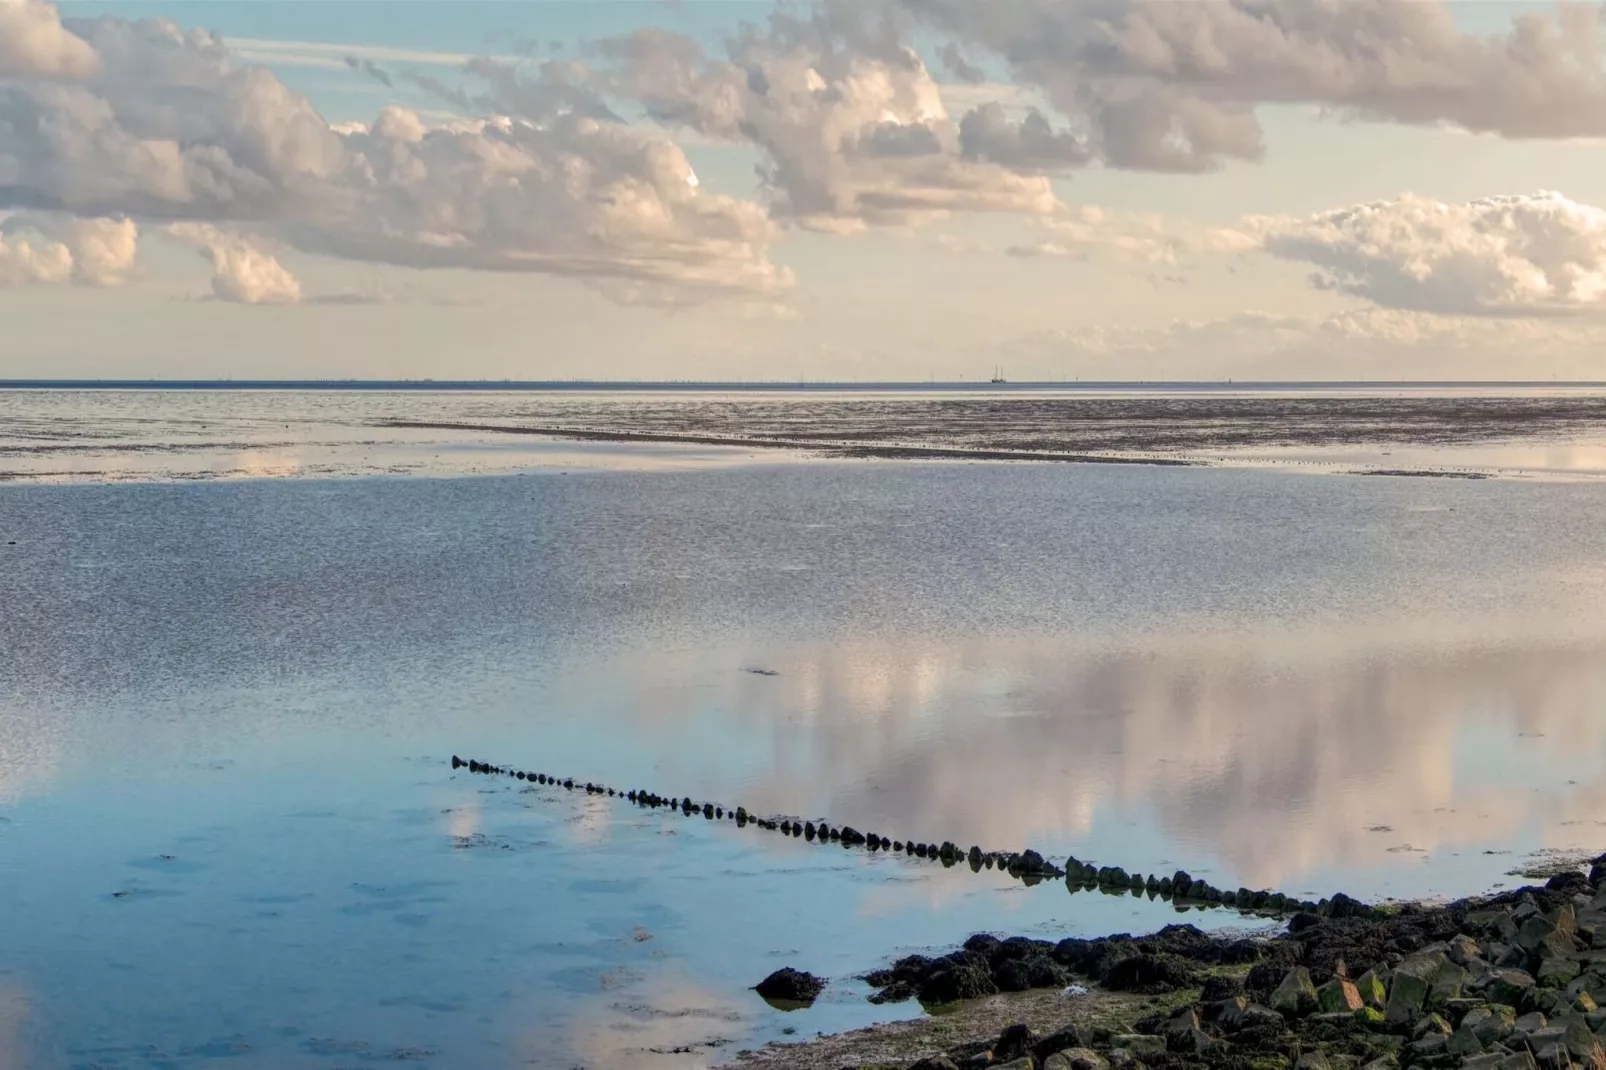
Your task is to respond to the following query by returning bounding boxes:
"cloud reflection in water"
[578,617,1606,894]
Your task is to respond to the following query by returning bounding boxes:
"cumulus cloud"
[897,0,1606,172]
[0,0,98,78]
[1255,192,1606,316]
[166,222,301,304]
[559,19,1062,230]
[0,212,138,286]
[0,231,71,285]
[23,215,139,285]
[458,0,1606,231]
[1006,191,1606,319]
[0,0,787,304]
[13,0,1606,317]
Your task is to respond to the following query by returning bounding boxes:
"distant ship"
[989,366,1007,384]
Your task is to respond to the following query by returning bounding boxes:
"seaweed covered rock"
[1200,974,1245,1003]
[1033,1026,1090,1063]
[1316,975,1365,1013]
[993,1023,1038,1062]
[754,967,824,1004]
[918,960,998,1004]
[1270,967,1319,1016]
[1102,954,1198,994]
[1043,1049,1109,1070]
[1385,952,1446,1024]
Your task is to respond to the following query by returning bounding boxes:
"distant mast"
[989,365,1007,384]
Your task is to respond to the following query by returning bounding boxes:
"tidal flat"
[4,388,1606,1068]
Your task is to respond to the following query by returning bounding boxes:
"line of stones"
[450,755,1358,918]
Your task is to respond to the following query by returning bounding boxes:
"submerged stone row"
[448,755,1371,918]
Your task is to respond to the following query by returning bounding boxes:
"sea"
[3,384,1606,1069]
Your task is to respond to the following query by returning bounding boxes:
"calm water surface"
[3,410,1606,1067]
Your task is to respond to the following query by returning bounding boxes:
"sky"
[9,0,1606,380]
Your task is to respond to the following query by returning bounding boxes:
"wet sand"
[382,420,1199,466]
[386,394,1606,454]
[378,393,1606,476]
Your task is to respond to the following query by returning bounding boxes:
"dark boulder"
[1053,937,1090,966]
[964,933,1002,957]
[907,1058,960,1070]
[993,1023,1038,1063]
[1009,849,1060,876]
[1546,871,1588,895]
[1026,957,1070,989]
[1325,891,1374,919]
[994,959,1034,992]
[918,962,998,1004]
[939,949,990,973]
[754,967,825,1005]
[1142,924,1216,960]
[889,954,935,982]
[868,981,915,1005]
[1102,954,1198,993]
[1079,938,1143,978]
[1219,938,1265,965]
[992,936,1043,964]
[1200,974,1245,1003]
[1248,960,1294,995]
[1034,1025,1089,1063]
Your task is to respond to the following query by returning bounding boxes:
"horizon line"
[5,378,1606,391]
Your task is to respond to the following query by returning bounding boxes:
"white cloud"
[1254,192,1606,316]
[564,23,1062,230]
[0,212,138,286]
[898,0,1606,171]
[25,215,139,286]
[0,0,97,78]
[487,0,1606,233]
[166,223,301,305]
[0,1,787,305]
[1005,191,1606,320]
[0,230,71,285]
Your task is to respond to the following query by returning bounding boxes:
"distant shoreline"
[5,380,1606,393]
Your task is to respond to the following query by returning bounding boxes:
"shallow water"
[4,396,1606,1068]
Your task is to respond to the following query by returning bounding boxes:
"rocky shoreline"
[725,863,1606,1070]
